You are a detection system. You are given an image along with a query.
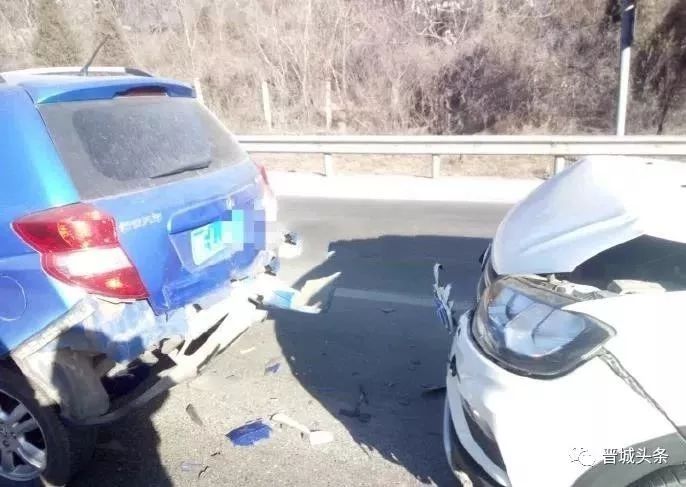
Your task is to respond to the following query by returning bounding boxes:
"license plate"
[190,212,244,265]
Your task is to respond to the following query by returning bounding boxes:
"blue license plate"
[190,212,244,265]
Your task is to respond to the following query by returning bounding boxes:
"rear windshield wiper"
[149,160,211,179]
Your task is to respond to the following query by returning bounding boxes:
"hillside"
[1,0,684,136]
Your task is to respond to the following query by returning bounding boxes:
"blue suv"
[0,66,295,485]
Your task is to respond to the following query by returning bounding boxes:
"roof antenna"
[80,35,110,76]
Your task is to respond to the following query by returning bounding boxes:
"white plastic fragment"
[270,412,334,446]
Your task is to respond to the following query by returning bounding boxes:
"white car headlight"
[472,277,615,377]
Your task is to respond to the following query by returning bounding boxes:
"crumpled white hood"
[491,156,686,275]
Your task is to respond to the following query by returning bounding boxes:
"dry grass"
[442,155,550,178]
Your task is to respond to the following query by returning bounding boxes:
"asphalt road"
[70,198,510,487]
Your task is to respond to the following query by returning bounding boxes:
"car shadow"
[272,234,489,485]
[68,392,172,487]
[0,331,172,487]
[62,334,173,487]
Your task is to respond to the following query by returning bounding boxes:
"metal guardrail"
[236,135,686,177]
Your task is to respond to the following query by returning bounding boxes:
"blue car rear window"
[39,96,248,199]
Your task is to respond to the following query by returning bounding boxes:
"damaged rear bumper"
[9,240,314,425]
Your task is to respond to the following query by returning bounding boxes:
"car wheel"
[0,369,96,486]
[630,465,686,487]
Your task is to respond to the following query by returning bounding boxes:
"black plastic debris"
[339,385,372,423]
[421,385,446,399]
[359,385,369,405]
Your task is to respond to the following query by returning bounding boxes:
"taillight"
[254,163,277,221]
[12,203,149,299]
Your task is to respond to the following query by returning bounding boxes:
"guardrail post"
[553,156,566,175]
[325,78,332,131]
[194,78,204,106]
[324,153,334,176]
[261,81,273,131]
[432,154,441,178]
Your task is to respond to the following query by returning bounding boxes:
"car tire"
[0,368,96,486]
[630,465,686,487]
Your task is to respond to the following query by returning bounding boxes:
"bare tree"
[4,0,683,135]
[92,0,134,65]
[32,0,82,66]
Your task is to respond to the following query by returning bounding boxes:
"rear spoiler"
[10,77,194,104]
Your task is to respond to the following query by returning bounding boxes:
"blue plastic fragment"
[263,289,296,309]
[226,420,272,447]
[264,358,281,375]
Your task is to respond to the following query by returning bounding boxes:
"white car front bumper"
[443,310,676,487]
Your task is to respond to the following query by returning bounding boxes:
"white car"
[433,156,686,487]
